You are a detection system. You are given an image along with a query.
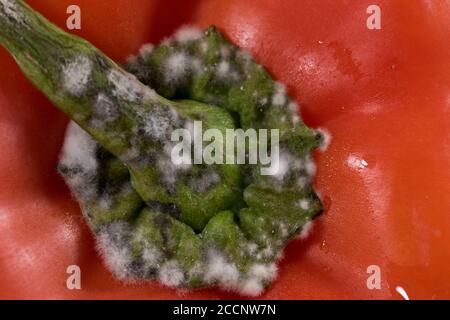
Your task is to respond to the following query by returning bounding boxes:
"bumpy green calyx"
[0,0,323,296]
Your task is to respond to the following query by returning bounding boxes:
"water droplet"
[347,155,368,170]
[320,239,329,253]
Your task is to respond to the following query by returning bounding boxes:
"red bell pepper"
[0,0,449,299]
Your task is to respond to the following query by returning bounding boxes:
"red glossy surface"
[0,0,449,299]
